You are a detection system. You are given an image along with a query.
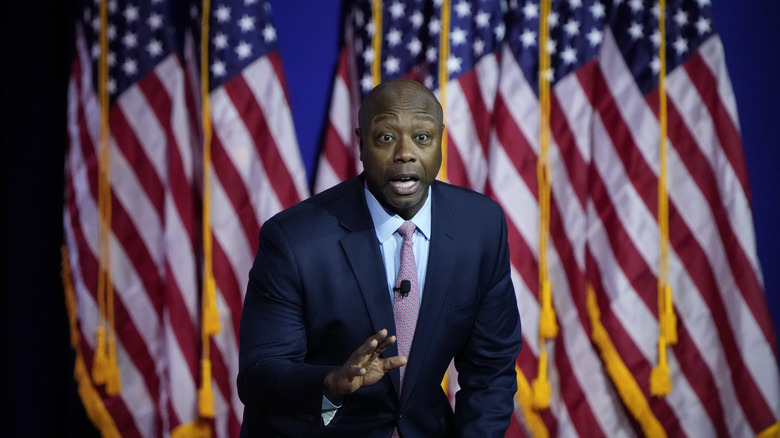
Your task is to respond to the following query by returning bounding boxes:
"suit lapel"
[401,183,457,401]
[338,178,401,393]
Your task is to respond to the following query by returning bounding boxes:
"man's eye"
[416,134,429,142]
[380,134,393,142]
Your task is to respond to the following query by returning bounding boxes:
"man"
[238,79,522,437]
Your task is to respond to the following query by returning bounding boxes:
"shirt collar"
[364,185,432,244]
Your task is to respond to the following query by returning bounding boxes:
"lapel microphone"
[393,279,411,297]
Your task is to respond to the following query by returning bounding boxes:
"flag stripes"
[63,0,780,436]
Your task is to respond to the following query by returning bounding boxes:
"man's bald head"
[357,79,444,136]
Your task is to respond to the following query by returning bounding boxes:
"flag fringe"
[586,283,666,437]
[515,364,549,438]
[172,420,213,438]
[62,245,122,438]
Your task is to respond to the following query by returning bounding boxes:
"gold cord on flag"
[371,0,382,86]
[93,0,121,397]
[63,246,123,437]
[586,283,666,437]
[532,0,557,410]
[198,0,220,421]
[515,363,549,438]
[437,0,451,182]
[651,0,676,397]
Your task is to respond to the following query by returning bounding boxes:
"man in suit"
[238,79,522,437]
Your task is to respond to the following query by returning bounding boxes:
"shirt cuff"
[321,395,342,426]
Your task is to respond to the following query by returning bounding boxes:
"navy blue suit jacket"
[238,176,522,437]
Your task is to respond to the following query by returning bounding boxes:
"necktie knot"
[397,221,416,240]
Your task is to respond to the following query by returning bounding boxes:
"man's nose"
[394,137,416,162]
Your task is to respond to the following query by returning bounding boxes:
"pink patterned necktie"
[392,222,420,438]
[392,221,420,384]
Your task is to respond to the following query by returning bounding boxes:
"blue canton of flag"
[189,0,279,90]
[82,0,178,100]
[610,0,715,94]
[507,0,605,94]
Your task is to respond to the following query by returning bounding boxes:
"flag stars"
[451,27,467,46]
[122,58,138,76]
[426,46,437,63]
[564,19,580,37]
[214,5,231,23]
[107,78,117,95]
[446,55,463,73]
[520,29,537,48]
[454,0,471,18]
[384,55,401,74]
[361,74,374,92]
[650,56,661,74]
[561,46,577,65]
[494,22,505,40]
[475,10,490,28]
[546,39,556,55]
[238,14,255,32]
[590,2,605,19]
[390,1,405,19]
[674,10,688,27]
[410,11,423,28]
[541,67,554,82]
[548,12,559,28]
[262,24,276,42]
[407,37,422,56]
[148,13,163,31]
[213,32,228,50]
[586,28,603,47]
[123,5,139,22]
[387,28,402,47]
[362,47,375,65]
[628,21,643,40]
[473,37,485,56]
[122,32,138,49]
[211,59,227,77]
[628,0,643,13]
[673,36,688,55]
[428,18,440,35]
[522,2,539,20]
[235,41,252,59]
[650,29,661,47]
[650,3,660,19]
[147,39,163,57]
[695,17,711,35]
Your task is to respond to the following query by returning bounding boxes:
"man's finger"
[382,355,407,371]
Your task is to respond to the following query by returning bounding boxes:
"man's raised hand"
[324,329,407,400]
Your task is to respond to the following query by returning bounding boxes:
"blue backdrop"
[268,0,780,350]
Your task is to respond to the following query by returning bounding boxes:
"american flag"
[492,0,780,436]
[316,0,780,436]
[63,0,307,436]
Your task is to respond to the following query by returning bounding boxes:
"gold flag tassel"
[531,0,557,410]
[651,0,676,397]
[93,0,121,396]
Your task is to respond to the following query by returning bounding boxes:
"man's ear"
[355,128,363,160]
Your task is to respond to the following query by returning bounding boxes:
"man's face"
[357,83,443,220]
